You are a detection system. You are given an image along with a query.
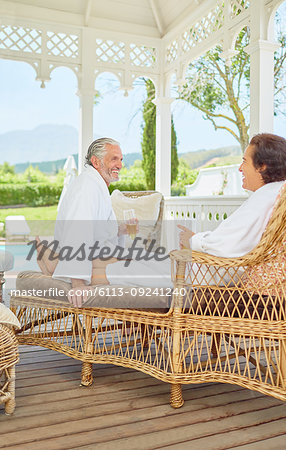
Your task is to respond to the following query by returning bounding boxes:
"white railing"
[162,195,248,251]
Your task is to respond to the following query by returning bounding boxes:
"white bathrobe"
[53,165,118,284]
[106,181,285,287]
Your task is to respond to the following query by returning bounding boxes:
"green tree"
[23,165,48,183]
[0,161,15,175]
[141,79,178,189]
[179,9,286,152]
[171,159,198,196]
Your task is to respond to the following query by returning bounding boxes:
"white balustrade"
[161,195,248,252]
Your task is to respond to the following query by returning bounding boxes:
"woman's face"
[239,145,265,191]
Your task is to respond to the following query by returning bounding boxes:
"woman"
[92,133,286,289]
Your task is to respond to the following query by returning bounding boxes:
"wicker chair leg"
[280,340,286,388]
[211,333,221,357]
[0,271,4,304]
[5,365,16,415]
[81,362,93,386]
[170,383,184,408]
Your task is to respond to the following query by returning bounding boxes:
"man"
[37,137,123,306]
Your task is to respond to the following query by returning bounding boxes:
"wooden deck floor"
[1,345,286,449]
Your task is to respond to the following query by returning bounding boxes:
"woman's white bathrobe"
[106,181,285,287]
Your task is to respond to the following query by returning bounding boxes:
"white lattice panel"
[0,25,41,53]
[130,44,156,68]
[166,39,178,64]
[47,31,79,59]
[230,0,250,18]
[181,3,224,54]
[95,39,125,64]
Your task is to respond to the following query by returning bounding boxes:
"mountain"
[179,145,241,169]
[13,152,143,173]
[0,124,79,165]
[0,124,142,171]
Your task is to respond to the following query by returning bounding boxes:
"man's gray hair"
[85,137,120,166]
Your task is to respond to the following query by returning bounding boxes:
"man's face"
[93,144,123,186]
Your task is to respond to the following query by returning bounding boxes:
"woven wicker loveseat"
[10,185,286,408]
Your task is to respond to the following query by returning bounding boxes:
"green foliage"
[0,183,63,206]
[0,162,15,175]
[141,79,178,189]
[171,159,198,196]
[179,12,286,151]
[55,169,66,184]
[179,28,250,152]
[23,165,48,183]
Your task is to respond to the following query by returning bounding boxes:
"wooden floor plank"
[1,344,285,449]
[1,396,283,448]
[233,433,286,449]
[163,418,286,450]
[0,386,260,435]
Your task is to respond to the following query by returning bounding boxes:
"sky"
[0,59,241,160]
[0,2,286,162]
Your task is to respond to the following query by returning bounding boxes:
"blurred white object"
[186,164,247,196]
[5,215,31,241]
[57,155,78,210]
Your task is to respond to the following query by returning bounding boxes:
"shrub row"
[0,183,63,206]
[0,180,148,207]
[109,180,147,194]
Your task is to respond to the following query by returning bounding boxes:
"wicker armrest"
[170,249,245,269]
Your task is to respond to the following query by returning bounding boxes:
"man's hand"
[177,225,195,249]
[118,219,139,236]
[68,278,88,307]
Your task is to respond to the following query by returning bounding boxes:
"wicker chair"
[0,252,19,415]
[169,182,286,405]
[0,323,19,414]
[11,187,286,408]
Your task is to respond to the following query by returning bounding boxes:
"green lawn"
[0,205,58,222]
[0,205,58,237]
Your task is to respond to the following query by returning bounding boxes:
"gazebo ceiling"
[1,0,205,38]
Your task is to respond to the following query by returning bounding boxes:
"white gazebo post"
[77,28,95,172]
[246,0,280,138]
[154,84,173,197]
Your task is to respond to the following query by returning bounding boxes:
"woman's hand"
[177,224,195,249]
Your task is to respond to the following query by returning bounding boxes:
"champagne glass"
[123,209,137,240]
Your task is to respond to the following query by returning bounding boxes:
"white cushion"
[111,190,162,246]
[0,250,14,271]
[0,303,20,329]
[111,190,162,223]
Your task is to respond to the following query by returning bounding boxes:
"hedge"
[109,180,147,194]
[0,180,148,207]
[0,183,63,206]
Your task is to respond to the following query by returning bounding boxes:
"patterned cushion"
[241,182,286,296]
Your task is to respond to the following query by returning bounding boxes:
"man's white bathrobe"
[106,181,285,287]
[53,165,118,284]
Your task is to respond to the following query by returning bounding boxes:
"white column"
[246,0,279,138]
[77,28,95,172]
[78,88,94,171]
[153,96,173,196]
[246,40,279,138]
